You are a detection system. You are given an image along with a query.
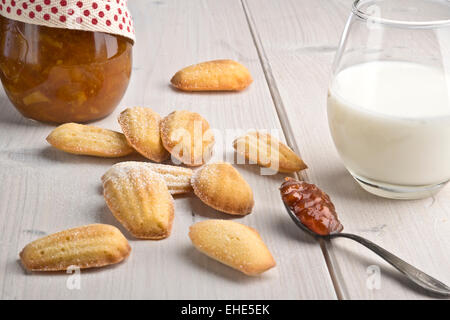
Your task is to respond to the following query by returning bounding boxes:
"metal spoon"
[283,202,450,297]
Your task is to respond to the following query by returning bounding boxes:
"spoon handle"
[330,232,450,297]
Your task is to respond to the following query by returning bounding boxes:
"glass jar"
[0,15,133,123]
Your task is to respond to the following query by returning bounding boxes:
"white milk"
[327,61,450,186]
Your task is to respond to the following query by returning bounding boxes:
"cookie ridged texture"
[170,60,253,91]
[118,107,170,162]
[20,224,131,271]
[160,110,215,166]
[189,220,275,275]
[233,131,307,173]
[103,165,174,239]
[191,162,254,215]
[46,123,134,157]
[102,161,193,195]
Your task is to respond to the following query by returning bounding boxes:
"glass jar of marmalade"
[0,15,133,123]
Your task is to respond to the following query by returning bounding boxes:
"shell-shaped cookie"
[20,224,131,271]
[160,110,215,166]
[233,131,307,173]
[118,107,170,162]
[189,220,275,275]
[191,162,254,215]
[46,123,134,157]
[103,164,174,239]
[171,59,253,91]
[102,161,193,195]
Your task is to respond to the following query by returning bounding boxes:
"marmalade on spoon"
[280,177,343,235]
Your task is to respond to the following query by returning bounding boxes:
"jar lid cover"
[0,0,135,42]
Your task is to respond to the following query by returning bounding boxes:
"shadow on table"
[180,244,273,284]
[94,204,135,241]
[329,240,446,299]
[189,196,246,220]
[0,97,43,127]
[40,146,147,167]
[271,215,317,245]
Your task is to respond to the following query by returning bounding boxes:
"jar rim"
[352,0,450,28]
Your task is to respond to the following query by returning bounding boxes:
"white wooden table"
[0,0,449,300]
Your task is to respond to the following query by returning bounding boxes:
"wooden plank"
[0,0,336,299]
[244,0,450,299]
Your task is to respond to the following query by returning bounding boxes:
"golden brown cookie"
[20,224,131,271]
[103,164,174,239]
[46,123,134,157]
[233,131,307,173]
[170,59,253,92]
[102,161,193,195]
[118,107,169,162]
[189,220,275,275]
[160,110,215,166]
[191,162,254,215]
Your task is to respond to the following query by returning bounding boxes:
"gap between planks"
[240,0,344,300]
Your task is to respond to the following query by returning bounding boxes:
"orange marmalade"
[280,177,344,235]
[0,16,132,123]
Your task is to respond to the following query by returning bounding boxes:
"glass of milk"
[328,0,450,199]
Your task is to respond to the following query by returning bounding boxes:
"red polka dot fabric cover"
[0,0,135,42]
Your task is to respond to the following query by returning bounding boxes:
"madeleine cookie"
[189,220,275,275]
[46,123,134,157]
[102,161,193,195]
[233,131,307,173]
[191,162,254,215]
[20,224,131,271]
[160,110,215,166]
[171,60,253,91]
[103,164,174,239]
[118,107,169,162]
